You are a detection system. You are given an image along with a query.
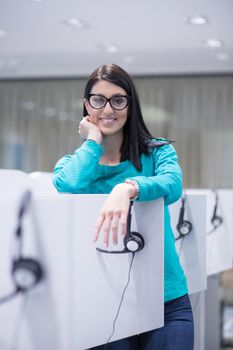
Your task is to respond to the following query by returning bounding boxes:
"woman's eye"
[112,97,123,105]
[93,96,104,104]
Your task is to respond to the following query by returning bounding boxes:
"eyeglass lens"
[88,95,129,110]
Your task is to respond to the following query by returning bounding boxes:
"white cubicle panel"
[206,189,233,276]
[169,193,207,294]
[205,275,221,350]
[0,169,58,194]
[0,169,30,194]
[0,194,164,350]
[29,172,57,193]
[186,189,233,276]
[190,292,205,350]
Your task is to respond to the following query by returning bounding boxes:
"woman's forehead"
[91,80,126,96]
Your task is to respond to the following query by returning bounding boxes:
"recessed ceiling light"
[105,45,119,54]
[62,18,88,29]
[205,38,223,48]
[216,52,230,61]
[182,15,208,25]
[0,29,7,38]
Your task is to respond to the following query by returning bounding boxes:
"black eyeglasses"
[86,94,131,110]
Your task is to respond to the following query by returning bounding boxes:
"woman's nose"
[103,101,114,113]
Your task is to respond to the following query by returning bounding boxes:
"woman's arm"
[52,140,104,193]
[128,143,183,206]
[93,144,182,245]
[53,116,103,193]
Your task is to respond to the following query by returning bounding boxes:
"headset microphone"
[175,193,192,241]
[96,202,144,254]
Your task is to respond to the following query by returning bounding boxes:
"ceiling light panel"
[182,15,208,25]
[205,39,223,48]
[62,18,89,30]
[105,45,119,54]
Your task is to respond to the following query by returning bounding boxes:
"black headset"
[208,190,223,234]
[0,190,43,304]
[96,202,145,254]
[175,193,192,241]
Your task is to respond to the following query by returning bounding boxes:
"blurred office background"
[0,75,232,188]
[0,0,232,189]
[0,0,233,348]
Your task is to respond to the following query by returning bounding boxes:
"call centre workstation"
[0,1,233,349]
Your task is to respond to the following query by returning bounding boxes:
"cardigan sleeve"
[52,140,104,193]
[129,144,182,206]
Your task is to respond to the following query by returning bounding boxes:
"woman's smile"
[99,117,117,126]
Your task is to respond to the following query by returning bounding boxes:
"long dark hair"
[83,63,154,171]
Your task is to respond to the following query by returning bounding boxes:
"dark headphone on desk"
[208,190,223,234]
[96,202,145,254]
[175,193,192,241]
[12,190,43,291]
[0,190,43,304]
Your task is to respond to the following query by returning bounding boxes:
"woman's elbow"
[52,175,75,193]
[164,175,182,205]
[52,175,89,194]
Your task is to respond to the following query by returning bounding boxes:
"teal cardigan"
[53,140,188,302]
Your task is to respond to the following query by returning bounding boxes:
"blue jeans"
[90,294,194,350]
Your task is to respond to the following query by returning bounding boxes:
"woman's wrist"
[87,131,102,144]
[112,183,137,200]
[125,179,139,200]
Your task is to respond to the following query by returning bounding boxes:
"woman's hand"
[79,115,103,144]
[93,183,137,246]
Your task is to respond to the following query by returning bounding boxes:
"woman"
[53,64,194,349]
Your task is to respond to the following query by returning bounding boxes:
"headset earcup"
[177,220,192,236]
[211,215,223,228]
[12,258,43,291]
[124,231,145,252]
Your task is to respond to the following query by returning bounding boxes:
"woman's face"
[84,80,129,137]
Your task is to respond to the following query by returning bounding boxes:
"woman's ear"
[84,98,90,115]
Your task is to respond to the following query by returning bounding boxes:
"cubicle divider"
[204,189,233,350]
[206,189,233,276]
[169,192,207,294]
[0,170,164,349]
[1,170,233,350]
[169,188,233,350]
[169,192,207,350]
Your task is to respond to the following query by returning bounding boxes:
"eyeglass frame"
[86,93,131,110]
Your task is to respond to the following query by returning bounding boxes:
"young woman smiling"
[53,64,194,350]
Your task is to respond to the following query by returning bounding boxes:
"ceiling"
[0,0,233,79]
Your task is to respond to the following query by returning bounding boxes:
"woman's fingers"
[111,212,120,245]
[120,210,128,237]
[102,214,113,247]
[94,209,129,246]
[93,185,132,246]
[79,116,103,143]
[93,213,105,242]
